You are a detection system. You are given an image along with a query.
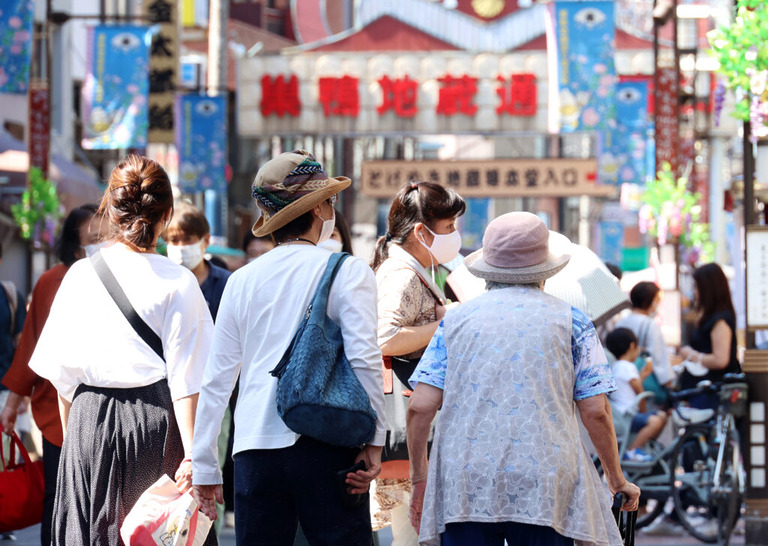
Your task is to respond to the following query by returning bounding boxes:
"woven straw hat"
[251,150,350,237]
[465,212,572,284]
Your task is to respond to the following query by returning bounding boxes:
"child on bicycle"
[606,327,668,462]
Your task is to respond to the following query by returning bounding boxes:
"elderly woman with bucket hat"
[406,212,640,546]
[191,150,387,545]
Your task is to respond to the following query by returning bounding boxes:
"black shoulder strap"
[91,251,165,362]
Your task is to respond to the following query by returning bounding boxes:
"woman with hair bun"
[371,181,465,541]
[28,155,215,545]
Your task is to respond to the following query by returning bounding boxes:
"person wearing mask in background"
[28,155,215,545]
[164,201,232,535]
[370,181,465,543]
[1,204,100,546]
[192,150,386,545]
[243,232,275,263]
[165,201,231,322]
[679,263,741,409]
[318,208,354,254]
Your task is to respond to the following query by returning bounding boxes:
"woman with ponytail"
[371,181,465,541]
[28,155,216,545]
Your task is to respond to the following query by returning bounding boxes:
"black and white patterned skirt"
[51,379,212,545]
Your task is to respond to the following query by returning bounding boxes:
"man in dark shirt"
[164,201,233,533]
[164,202,231,321]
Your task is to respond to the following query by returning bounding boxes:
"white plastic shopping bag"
[120,475,213,546]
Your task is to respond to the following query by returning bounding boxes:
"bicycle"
[597,373,747,544]
[667,375,747,544]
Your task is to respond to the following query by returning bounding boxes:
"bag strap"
[270,252,350,379]
[91,252,165,362]
[0,428,31,470]
[638,316,652,350]
[1,281,17,335]
[306,252,351,323]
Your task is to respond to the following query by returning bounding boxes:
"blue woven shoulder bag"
[269,252,378,448]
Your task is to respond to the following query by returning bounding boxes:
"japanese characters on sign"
[257,71,535,119]
[360,159,611,198]
[655,67,679,175]
[28,82,50,179]
[145,0,179,143]
[746,226,768,330]
[239,52,546,136]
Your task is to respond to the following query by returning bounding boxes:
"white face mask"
[166,241,204,270]
[83,242,106,257]
[318,238,343,253]
[418,225,462,265]
[318,211,336,244]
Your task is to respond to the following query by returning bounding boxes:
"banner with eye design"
[175,95,227,193]
[81,25,152,150]
[550,1,617,133]
[600,80,651,186]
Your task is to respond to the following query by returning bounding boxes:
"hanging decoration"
[0,0,34,94]
[709,0,768,141]
[81,25,152,149]
[11,167,62,246]
[638,163,712,263]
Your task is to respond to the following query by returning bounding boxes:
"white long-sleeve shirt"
[192,245,387,485]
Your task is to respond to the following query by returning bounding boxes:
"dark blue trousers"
[441,521,575,546]
[233,436,373,546]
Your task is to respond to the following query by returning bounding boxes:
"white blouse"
[30,243,214,403]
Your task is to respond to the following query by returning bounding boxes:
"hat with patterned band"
[465,212,572,284]
[251,150,350,237]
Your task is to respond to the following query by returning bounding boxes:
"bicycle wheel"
[714,429,744,545]
[670,425,718,543]
[626,458,670,529]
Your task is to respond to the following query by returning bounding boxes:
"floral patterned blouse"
[376,246,443,360]
[408,286,621,546]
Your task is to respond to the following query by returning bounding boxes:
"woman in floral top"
[370,181,465,540]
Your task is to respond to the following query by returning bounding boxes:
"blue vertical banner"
[601,80,650,185]
[459,198,492,251]
[0,0,34,94]
[554,1,616,132]
[599,221,624,265]
[176,94,227,193]
[81,25,151,149]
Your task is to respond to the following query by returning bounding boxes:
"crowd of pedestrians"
[1,149,744,545]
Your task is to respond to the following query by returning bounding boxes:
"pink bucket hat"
[465,212,572,283]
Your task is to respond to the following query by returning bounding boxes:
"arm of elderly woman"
[577,394,640,510]
[680,319,732,370]
[406,382,444,533]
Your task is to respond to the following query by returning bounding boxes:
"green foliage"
[638,163,713,263]
[708,0,768,121]
[11,167,62,242]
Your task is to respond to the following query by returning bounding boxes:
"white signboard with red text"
[237,52,550,136]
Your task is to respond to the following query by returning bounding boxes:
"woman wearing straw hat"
[191,150,387,545]
[406,212,640,546]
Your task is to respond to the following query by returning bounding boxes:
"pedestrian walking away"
[191,150,387,546]
[1,204,101,546]
[406,212,640,546]
[28,155,216,545]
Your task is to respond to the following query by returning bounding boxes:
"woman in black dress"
[679,263,741,409]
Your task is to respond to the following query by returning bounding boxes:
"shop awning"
[0,132,104,210]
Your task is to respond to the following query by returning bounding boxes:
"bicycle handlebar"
[669,373,746,404]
